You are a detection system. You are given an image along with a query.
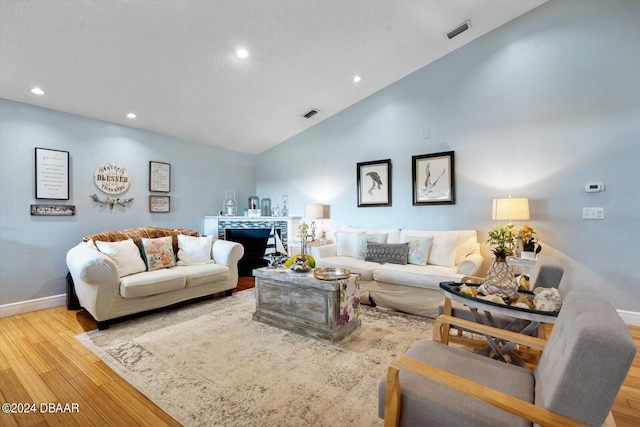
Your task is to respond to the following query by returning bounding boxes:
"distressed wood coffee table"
[252,268,361,343]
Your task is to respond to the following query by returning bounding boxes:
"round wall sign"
[94,163,130,194]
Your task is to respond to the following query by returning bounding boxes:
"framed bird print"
[357,159,391,207]
[412,151,455,205]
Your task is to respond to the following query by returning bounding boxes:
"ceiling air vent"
[446,20,471,40]
[302,109,320,119]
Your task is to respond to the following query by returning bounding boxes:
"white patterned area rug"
[76,289,436,427]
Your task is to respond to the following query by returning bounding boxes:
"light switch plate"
[583,207,605,219]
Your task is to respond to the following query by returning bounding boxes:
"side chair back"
[533,291,636,426]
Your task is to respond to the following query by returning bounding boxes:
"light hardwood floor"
[1,278,638,426]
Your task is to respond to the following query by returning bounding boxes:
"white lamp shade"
[304,203,324,219]
[492,198,530,221]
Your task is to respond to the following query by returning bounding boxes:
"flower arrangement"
[486,224,515,260]
[518,224,541,254]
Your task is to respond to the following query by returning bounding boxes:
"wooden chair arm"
[384,355,588,427]
[433,315,547,351]
[461,275,483,284]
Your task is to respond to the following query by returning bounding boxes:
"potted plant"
[482,224,518,296]
[519,224,541,260]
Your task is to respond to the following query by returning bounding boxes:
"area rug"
[76,290,437,426]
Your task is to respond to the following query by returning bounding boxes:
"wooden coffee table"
[252,268,361,343]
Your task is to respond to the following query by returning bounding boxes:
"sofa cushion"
[365,242,409,265]
[405,236,434,266]
[95,238,147,277]
[141,236,177,271]
[177,234,214,265]
[314,256,378,281]
[373,263,462,290]
[428,235,458,268]
[119,268,186,298]
[171,264,229,287]
[356,233,388,259]
[336,231,365,257]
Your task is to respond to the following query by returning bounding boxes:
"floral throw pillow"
[141,236,176,271]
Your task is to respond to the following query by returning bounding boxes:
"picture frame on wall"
[412,151,455,205]
[149,161,171,193]
[357,159,392,207]
[35,147,69,200]
[149,195,171,213]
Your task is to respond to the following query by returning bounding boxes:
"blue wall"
[0,100,256,305]
[257,0,640,311]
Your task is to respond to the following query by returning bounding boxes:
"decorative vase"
[261,195,271,217]
[224,190,237,216]
[481,257,518,297]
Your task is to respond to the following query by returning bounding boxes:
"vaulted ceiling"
[0,0,546,154]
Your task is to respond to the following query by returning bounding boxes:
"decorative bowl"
[313,268,351,281]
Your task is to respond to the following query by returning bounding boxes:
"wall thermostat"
[585,183,605,193]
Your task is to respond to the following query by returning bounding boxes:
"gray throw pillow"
[364,242,409,265]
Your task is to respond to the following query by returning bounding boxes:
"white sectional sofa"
[310,227,482,318]
[66,226,244,329]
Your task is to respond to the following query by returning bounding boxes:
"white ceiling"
[0,0,546,155]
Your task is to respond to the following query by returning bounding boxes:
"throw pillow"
[177,234,214,265]
[141,236,176,271]
[364,242,409,265]
[336,231,365,257]
[356,233,388,260]
[95,238,147,277]
[428,235,458,268]
[406,236,434,266]
[455,236,478,265]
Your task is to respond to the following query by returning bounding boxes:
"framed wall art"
[31,204,75,216]
[412,151,455,205]
[357,159,391,207]
[35,147,69,200]
[149,195,171,213]
[149,161,171,192]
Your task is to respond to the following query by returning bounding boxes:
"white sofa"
[66,226,244,329]
[310,227,482,318]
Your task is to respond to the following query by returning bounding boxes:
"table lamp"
[492,197,530,226]
[304,203,325,241]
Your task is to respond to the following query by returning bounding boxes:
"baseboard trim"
[0,294,66,318]
[617,310,640,326]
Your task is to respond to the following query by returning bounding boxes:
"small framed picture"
[35,147,69,200]
[357,159,391,207]
[412,151,455,205]
[149,195,170,213]
[149,161,171,193]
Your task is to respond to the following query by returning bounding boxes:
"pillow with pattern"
[364,242,409,265]
[356,233,388,260]
[141,236,176,271]
[405,236,434,266]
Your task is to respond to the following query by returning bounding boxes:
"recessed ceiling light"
[353,75,362,83]
[31,87,46,95]
[236,48,249,59]
[126,113,137,119]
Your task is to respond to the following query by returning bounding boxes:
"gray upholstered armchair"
[379,292,635,426]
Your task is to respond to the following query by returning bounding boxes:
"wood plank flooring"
[1,277,638,426]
